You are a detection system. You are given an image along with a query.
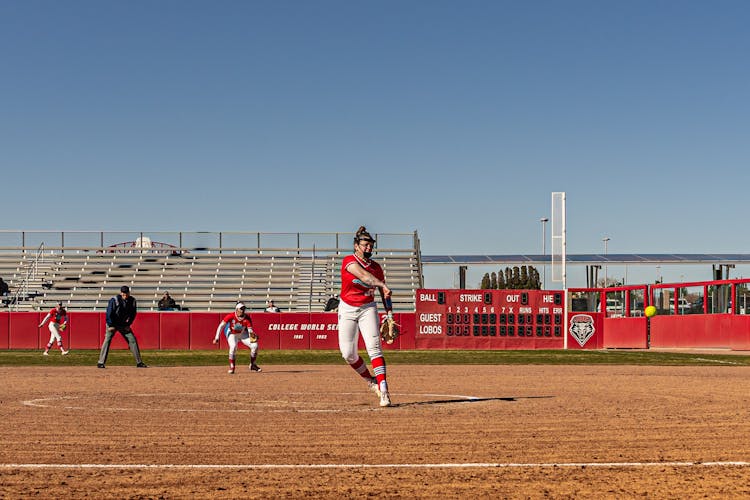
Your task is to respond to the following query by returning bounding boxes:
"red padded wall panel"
[307,313,340,350]
[160,313,190,350]
[0,312,9,349]
[246,313,281,350]
[277,313,311,350]
[189,312,226,350]
[603,317,648,349]
[10,312,40,349]
[68,312,102,349]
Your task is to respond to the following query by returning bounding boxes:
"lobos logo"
[569,314,595,347]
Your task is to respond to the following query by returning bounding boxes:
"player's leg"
[44,323,56,355]
[240,334,261,372]
[227,333,239,374]
[97,326,117,367]
[337,300,377,390]
[51,324,66,354]
[358,303,390,405]
[119,326,146,366]
[249,342,260,371]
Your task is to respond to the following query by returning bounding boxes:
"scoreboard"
[415,289,566,350]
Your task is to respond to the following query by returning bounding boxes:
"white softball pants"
[337,299,383,363]
[226,331,258,360]
[47,323,62,344]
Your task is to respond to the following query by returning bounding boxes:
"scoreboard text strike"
[415,289,565,350]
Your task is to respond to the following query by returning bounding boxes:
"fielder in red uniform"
[213,302,261,374]
[39,301,69,356]
[338,226,393,407]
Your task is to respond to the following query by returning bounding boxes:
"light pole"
[602,237,610,287]
[540,217,548,289]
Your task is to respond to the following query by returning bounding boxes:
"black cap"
[120,285,131,294]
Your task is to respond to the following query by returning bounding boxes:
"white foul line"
[691,357,742,365]
[1,461,749,470]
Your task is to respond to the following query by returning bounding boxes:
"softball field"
[2,363,750,498]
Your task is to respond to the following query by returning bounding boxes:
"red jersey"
[222,312,253,335]
[340,254,385,307]
[48,307,68,326]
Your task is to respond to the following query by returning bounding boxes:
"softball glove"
[379,316,399,345]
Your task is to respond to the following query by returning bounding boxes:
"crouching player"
[213,302,261,374]
[39,301,69,356]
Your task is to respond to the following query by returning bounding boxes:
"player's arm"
[105,298,115,326]
[38,313,51,328]
[129,298,137,325]
[346,262,388,290]
[380,294,394,319]
[246,318,259,342]
[370,271,393,315]
[213,321,226,344]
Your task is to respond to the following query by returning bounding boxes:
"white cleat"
[368,377,381,396]
[379,390,392,407]
[228,368,235,374]
[42,351,49,356]
[61,350,69,356]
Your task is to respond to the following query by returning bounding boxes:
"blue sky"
[2,1,749,287]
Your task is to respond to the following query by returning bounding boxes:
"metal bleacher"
[0,231,423,312]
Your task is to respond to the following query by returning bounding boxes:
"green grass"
[2,349,750,366]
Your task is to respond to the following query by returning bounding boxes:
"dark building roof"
[421,254,750,265]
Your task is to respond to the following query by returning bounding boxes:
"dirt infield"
[2,364,750,498]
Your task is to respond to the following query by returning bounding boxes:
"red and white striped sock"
[349,356,373,381]
[229,358,236,370]
[371,355,387,386]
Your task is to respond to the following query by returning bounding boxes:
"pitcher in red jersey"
[338,226,394,407]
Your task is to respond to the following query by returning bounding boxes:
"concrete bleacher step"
[2,243,421,312]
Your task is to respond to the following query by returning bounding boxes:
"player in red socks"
[213,302,261,374]
[337,226,393,407]
[39,301,69,356]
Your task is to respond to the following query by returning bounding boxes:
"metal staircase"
[7,244,48,311]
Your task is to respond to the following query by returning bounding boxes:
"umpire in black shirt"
[97,285,148,368]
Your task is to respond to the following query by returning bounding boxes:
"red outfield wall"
[0,311,412,351]
[648,314,750,350]
[2,286,750,351]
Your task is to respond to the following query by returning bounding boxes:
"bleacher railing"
[7,243,45,311]
[0,230,418,256]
